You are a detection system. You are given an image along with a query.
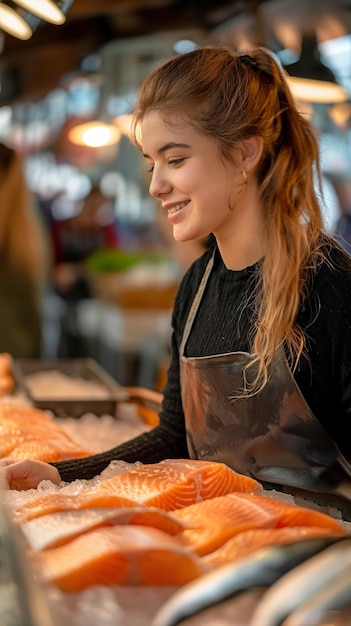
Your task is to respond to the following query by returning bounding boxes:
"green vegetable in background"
[85,248,168,273]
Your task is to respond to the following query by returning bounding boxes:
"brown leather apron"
[179,252,351,516]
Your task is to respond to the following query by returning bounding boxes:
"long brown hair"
[0,144,48,297]
[132,44,325,393]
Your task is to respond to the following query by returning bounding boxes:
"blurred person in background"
[50,184,119,356]
[51,184,118,300]
[0,143,50,358]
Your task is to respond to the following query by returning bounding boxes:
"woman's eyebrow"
[142,142,191,159]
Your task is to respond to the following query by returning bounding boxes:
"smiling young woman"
[2,44,351,514]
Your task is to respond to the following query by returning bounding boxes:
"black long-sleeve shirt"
[53,236,351,482]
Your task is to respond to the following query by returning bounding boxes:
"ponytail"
[132,44,325,394]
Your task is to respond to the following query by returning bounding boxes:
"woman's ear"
[240,136,264,172]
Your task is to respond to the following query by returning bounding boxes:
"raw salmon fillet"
[14,492,139,524]
[173,492,347,555]
[22,506,186,551]
[14,458,262,523]
[37,525,207,590]
[203,526,347,568]
[94,458,263,510]
[0,405,91,461]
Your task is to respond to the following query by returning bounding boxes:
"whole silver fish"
[309,609,351,625]
[249,537,351,626]
[152,537,340,626]
[281,566,351,626]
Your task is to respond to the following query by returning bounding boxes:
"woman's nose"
[149,169,171,198]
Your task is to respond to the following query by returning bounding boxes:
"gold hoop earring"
[228,167,248,211]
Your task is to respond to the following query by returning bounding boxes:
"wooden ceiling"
[0,0,350,105]
[0,0,253,104]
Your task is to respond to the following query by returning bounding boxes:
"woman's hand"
[0,459,61,490]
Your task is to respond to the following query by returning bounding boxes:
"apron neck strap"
[179,250,215,357]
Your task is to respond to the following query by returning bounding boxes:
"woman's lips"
[165,201,190,214]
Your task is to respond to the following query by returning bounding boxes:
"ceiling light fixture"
[0,4,32,40]
[67,120,121,148]
[13,0,66,25]
[284,31,348,104]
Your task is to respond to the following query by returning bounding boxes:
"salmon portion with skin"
[14,459,262,523]
[21,506,186,552]
[0,405,91,461]
[204,526,347,568]
[38,525,207,590]
[14,492,139,524]
[173,492,347,556]
[95,458,263,509]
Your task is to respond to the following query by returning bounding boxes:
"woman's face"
[140,111,241,244]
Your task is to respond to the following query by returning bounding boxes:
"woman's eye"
[146,164,154,173]
[169,158,184,167]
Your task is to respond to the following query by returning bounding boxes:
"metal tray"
[15,358,128,418]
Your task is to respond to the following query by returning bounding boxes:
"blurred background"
[1,0,351,388]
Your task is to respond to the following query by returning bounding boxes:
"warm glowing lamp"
[0,4,32,40]
[13,0,66,25]
[67,121,121,148]
[285,75,348,104]
[284,33,348,104]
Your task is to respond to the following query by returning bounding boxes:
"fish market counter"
[0,393,267,626]
[1,356,351,626]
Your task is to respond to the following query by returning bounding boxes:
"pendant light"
[13,0,66,25]
[67,121,121,148]
[284,31,348,104]
[0,3,32,40]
